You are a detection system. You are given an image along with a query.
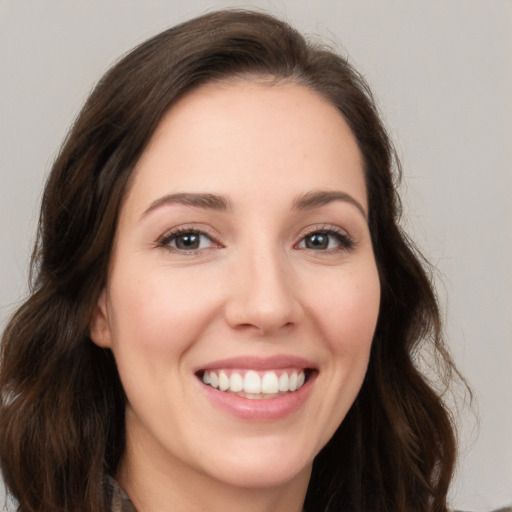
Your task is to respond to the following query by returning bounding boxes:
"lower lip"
[199,374,315,421]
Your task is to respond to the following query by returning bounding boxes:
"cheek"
[107,268,207,356]
[309,261,380,357]
[299,261,380,446]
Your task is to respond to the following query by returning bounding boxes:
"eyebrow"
[141,189,367,221]
[292,190,368,220]
[141,192,231,219]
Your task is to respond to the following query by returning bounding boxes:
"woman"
[0,9,462,512]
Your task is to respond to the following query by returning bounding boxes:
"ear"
[89,289,112,348]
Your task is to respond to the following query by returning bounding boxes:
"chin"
[194,435,316,490]
[210,458,312,490]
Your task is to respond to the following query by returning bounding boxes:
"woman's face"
[91,81,380,495]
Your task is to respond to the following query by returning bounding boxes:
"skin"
[90,80,381,512]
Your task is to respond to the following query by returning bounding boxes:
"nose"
[224,246,303,336]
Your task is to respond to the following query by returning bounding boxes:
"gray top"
[105,475,137,512]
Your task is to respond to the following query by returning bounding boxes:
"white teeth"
[218,371,229,391]
[261,371,279,394]
[210,372,219,389]
[202,369,307,396]
[243,370,261,394]
[229,372,243,392]
[289,372,298,391]
[278,372,289,392]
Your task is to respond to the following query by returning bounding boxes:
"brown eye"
[305,233,329,250]
[161,231,215,252]
[298,230,354,251]
[175,233,201,250]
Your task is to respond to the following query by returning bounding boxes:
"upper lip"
[195,355,316,372]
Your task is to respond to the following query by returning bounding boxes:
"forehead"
[124,80,366,215]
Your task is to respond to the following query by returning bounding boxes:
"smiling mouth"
[197,369,313,399]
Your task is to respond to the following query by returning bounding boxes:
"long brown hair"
[1,9,463,512]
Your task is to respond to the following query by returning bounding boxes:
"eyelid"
[156,224,223,253]
[294,224,355,252]
[155,222,355,254]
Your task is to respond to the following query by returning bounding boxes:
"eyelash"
[157,227,220,254]
[157,225,355,254]
[296,226,355,253]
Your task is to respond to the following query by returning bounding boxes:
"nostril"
[223,270,302,335]
[230,320,297,337]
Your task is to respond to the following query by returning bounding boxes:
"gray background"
[1,1,511,510]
